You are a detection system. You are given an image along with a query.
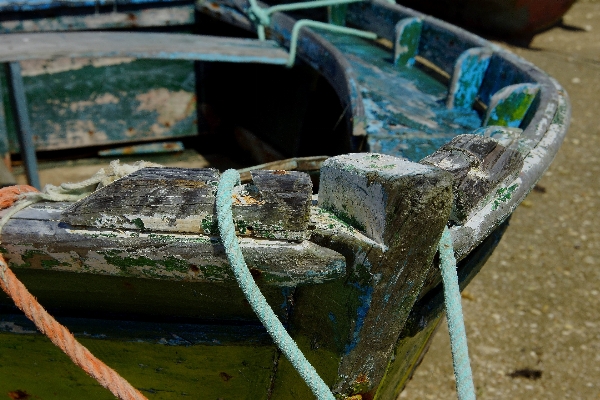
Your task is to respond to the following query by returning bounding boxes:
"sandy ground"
[401,1,600,399]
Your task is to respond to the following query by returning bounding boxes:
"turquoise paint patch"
[449,48,491,109]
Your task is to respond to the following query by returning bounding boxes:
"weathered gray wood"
[1,202,344,286]
[475,125,525,150]
[0,5,194,33]
[309,153,452,396]
[238,156,327,183]
[61,167,312,241]
[0,32,289,65]
[421,134,524,224]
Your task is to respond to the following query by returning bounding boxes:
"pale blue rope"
[216,168,473,400]
[216,169,335,400]
[439,227,476,400]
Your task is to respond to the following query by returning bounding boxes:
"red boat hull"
[398,0,577,37]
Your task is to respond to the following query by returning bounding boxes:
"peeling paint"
[20,57,135,77]
[0,6,194,34]
[68,93,120,112]
[136,88,196,128]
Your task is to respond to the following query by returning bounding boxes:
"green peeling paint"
[40,259,67,270]
[199,264,233,280]
[323,207,364,233]
[1,59,197,153]
[395,18,422,67]
[201,215,218,235]
[492,184,518,210]
[485,84,540,128]
[130,218,146,231]
[102,250,189,276]
[0,332,276,399]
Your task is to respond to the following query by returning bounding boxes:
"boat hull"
[0,0,570,398]
[397,0,577,37]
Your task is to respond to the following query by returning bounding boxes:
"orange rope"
[0,186,147,400]
[0,185,39,208]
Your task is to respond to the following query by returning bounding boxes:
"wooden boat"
[0,0,569,399]
[396,0,577,38]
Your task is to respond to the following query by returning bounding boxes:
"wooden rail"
[0,32,289,64]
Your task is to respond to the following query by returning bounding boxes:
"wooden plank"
[484,83,541,128]
[8,58,197,152]
[61,167,313,240]
[97,141,185,157]
[0,0,184,12]
[394,17,422,67]
[237,156,327,183]
[0,314,274,345]
[344,1,488,75]
[0,160,15,187]
[421,134,524,224]
[446,47,492,109]
[0,32,289,65]
[478,53,534,105]
[0,5,194,33]
[1,203,345,286]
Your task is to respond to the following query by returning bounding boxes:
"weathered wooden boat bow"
[0,0,570,398]
[0,153,453,398]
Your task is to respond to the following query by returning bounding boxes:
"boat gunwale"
[0,0,569,264]
[199,0,569,260]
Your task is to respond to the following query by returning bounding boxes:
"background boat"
[396,0,577,38]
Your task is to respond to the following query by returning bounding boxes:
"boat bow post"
[298,153,453,397]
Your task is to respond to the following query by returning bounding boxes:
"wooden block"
[394,18,422,67]
[61,167,313,241]
[484,83,540,127]
[446,47,492,109]
[320,153,448,245]
[421,134,524,224]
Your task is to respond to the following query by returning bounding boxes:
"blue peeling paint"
[344,284,373,354]
[280,287,294,311]
[448,48,492,109]
[328,312,337,324]
[318,31,483,161]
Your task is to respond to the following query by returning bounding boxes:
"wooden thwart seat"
[0,32,290,65]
